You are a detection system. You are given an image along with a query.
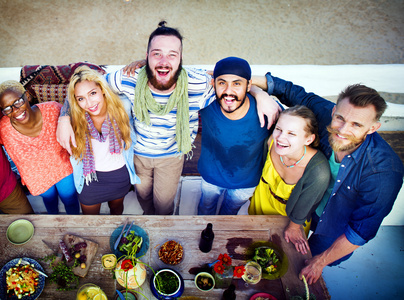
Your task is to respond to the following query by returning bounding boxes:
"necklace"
[280,146,306,168]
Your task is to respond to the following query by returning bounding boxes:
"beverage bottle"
[222,284,236,300]
[199,223,214,253]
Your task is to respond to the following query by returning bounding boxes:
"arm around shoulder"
[56,116,75,155]
[264,72,335,115]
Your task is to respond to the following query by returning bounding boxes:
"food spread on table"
[1,217,320,299]
[158,240,184,265]
[6,261,39,298]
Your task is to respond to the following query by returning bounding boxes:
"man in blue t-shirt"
[197,57,279,215]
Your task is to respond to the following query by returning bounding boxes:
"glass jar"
[213,266,233,289]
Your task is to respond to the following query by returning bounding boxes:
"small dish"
[250,292,278,300]
[6,219,34,245]
[194,272,215,292]
[101,254,117,270]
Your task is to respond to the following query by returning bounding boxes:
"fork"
[19,259,48,277]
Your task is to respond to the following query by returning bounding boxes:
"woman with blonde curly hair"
[0,80,79,214]
[68,66,140,215]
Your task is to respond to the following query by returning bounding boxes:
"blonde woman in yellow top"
[249,105,330,254]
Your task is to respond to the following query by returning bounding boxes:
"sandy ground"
[0,0,403,67]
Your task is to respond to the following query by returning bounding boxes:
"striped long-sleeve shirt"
[106,67,215,158]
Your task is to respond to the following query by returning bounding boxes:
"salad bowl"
[109,224,149,258]
[245,241,289,280]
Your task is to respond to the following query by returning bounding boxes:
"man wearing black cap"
[197,57,279,215]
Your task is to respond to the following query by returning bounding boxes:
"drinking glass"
[76,283,107,300]
[241,261,262,285]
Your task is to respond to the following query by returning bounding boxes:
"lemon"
[86,287,100,298]
[77,292,87,300]
[93,294,107,300]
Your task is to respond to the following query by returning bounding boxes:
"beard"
[327,125,367,152]
[216,87,248,114]
[146,58,182,91]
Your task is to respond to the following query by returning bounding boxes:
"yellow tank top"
[249,140,295,216]
[248,140,311,234]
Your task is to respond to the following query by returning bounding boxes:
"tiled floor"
[28,176,404,299]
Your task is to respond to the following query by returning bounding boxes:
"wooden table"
[0,215,330,299]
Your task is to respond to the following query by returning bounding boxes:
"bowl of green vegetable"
[245,241,288,280]
[150,268,184,299]
[110,224,149,259]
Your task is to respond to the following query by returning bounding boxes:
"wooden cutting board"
[62,234,98,277]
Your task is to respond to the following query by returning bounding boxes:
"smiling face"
[74,80,107,117]
[272,114,315,157]
[328,97,381,154]
[0,90,32,124]
[214,74,251,119]
[146,35,182,92]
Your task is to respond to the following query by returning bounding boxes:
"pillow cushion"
[32,84,68,103]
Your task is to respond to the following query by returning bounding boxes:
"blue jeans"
[40,174,80,214]
[198,178,255,215]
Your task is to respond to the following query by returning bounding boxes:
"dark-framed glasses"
[2,97,25,115]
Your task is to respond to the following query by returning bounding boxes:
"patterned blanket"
[20,62,105,104]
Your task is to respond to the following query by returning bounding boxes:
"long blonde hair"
[67,66,131,160]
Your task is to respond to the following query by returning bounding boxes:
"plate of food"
[110,224,149,259]
[153,239,187,269]
[158,240,184,265]
[245,241,288,280]
[250,292,278,300]
[0,257,46,300]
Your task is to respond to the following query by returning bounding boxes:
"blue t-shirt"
[198,94,270,189]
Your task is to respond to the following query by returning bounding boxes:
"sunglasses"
[2,97,25,115]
